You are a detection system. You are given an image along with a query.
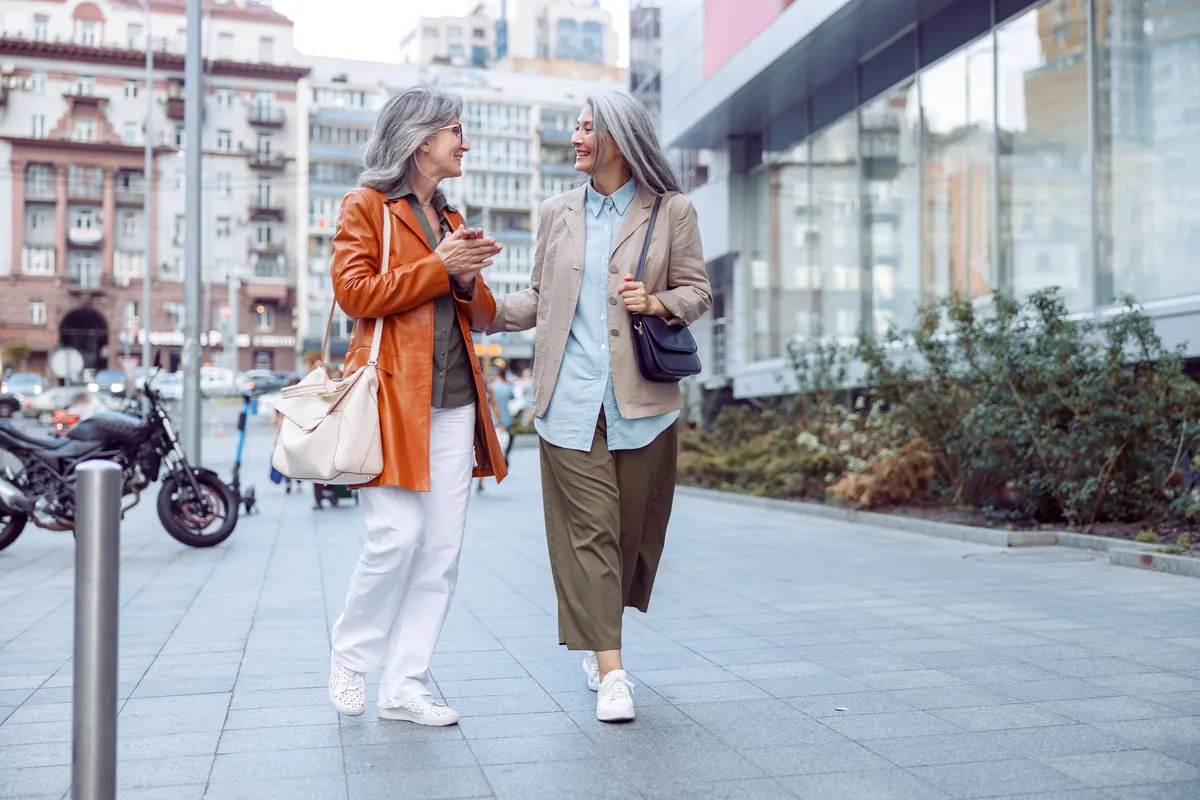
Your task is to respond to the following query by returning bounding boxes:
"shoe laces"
[602,672,635,701]
[403,696,456,718]
[330,661,365,703]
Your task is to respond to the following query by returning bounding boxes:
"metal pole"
[181,0,203,462]
[140,1,153,373]
[72,461,121,800]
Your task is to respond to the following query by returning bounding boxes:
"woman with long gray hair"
[326,86,507,726]
[488,90,711,722]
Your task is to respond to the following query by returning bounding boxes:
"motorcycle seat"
[0,419,73,450]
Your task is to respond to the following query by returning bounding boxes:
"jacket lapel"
[563,186,586,272]
[387,198,432,253]
[610,186,654,261]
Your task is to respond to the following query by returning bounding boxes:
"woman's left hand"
[618,275,667,317]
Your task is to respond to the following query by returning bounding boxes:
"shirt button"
[609,296,617,305]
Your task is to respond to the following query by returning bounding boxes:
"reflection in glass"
[920,38,995,303]
[810,115,861,342]
[1098,0,1200,303]
[741,167,774,364]
[998,5,1092,312]
[860,80,922,334]
[771,142,816,352]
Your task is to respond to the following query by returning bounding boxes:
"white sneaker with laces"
[596,669,635,722]
[328,655,366,717]
[379,695,460,727]
[583,651,600,692]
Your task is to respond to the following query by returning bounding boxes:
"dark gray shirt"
[387,183,476,409]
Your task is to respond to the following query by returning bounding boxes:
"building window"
[216,129,233,152]
[255,304,275,331]
[174,125,185,148]
[28,300,46,326]
[217,33,233,60]
[31,115,46,139]
[173,214,185,246]
[127,23,143,49]
[75,75,95,96]
[216,173,232,198]
[257,178,273,207]
[473,27,486,39]
[124,79,139,99]
[122,212,139,237]
[175,171,185,191]
[123,120,138,145]
[74,119,96,143]
[424,25,439,38]
[214,258,231,281]
[258,37,274,63]
[447,25,463,38]
[28,208,47,232]
[256,133,273,158]
[78,21,98,47]
[216,217,231,239]
[73,209,97,230]
[22,248,55,276]
[216,88,234,110]
[256,221,274,246]
[33,15,49,42]
[123,301,139,327]
[29,72,45,94]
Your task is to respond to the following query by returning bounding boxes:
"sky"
[272,0,630,66]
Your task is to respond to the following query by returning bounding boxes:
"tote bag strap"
[317,195,392,367]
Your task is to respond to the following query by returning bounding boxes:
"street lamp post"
[137,0,153,373]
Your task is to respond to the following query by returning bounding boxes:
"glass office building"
[660,0,1200,398]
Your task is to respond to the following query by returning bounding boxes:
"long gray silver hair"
[585,89,680,196]
[359,85,463,195]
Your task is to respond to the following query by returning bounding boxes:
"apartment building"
[296,58,623,366]
[0,0,308,375]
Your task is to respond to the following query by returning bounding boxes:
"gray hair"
[585,90,680,196]
[358,85,464,195]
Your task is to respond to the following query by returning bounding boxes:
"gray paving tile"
[204,776,349,800]
[118,785,206,800]
[930,703,1074,732]
[1045,750,1200,788]
[482,760,641,799]
[786,691,916,718]
[0,741,71,769]
[856,670,966,691]
[1039,696,1185,724]
[458,710,581,740]
[981,725,1142,758]
[467,732,591,765]
[228,687,329,710]
[1091,672,1200,695]
[1107,782,1200,800]
[217,723,341,753]
[738,741,893,776]
[209,745,344,783]
[884,686,1017,711]
[653,680,772,704]
[344,740,477,772]
[0,765,70,798]
[117,755,213,790]
[3,702,71,724]
[780,768,951,799]
[120,731,221,761]
[989,679,1118,703]
[821,710,964,741]
[1093,716,1200,748]
[639,778,798,800]
[864,732,1014,767]
[910,758,1088,798]
[223,703,338,730]
[447,691,561,716]
[751,675,874,699]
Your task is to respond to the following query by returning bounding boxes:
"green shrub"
[1135,531,1160,543]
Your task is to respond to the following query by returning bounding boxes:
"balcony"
[67,182,103,201]
[166,96,185,120]
[68,264,102,292]
[21,247,55,277]
[68,227,102,247]
[539,162,579,177]
[249,107,285,128]
[115,187,145,205]
[251,241,284,257]
[25,182,56,203]
[247,151,286,171]
[538,127,573,145]
[249,202,284,221]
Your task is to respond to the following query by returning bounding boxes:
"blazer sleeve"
[331,188,452,319]
[487,202,549,334]
[453,273,498,333]
[655,194,713,326]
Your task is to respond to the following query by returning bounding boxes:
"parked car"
[0,393,20,419]
[236,370,288,394]
[24,386,89,423]
[90,369,129,396]
[200,367,238,397]
[154,372,183,401]
[2,373,46,399]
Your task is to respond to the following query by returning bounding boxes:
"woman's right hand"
[436,225,503,279]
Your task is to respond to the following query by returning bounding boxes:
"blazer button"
[608,296,617,305]
[610,328,619,337]
[609,265,618,274]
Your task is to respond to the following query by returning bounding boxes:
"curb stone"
[677,484,1199,579]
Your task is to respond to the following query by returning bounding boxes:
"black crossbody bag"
[628,196,702,383]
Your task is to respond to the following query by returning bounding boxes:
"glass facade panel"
[741,167,774,364]
[998,4,1092,312]
[772,143,815,350]
[920,37,995,304]
[810,115,861,342]
[861,80,922,334]
[1098,0,1200,303]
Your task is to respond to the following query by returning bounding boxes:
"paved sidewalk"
[4,412,1200,799]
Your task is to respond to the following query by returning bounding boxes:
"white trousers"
[330,404,476,709]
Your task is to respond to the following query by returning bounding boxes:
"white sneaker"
[379,695,460,727]
[328,655,365,717]
[596,669,635,723]
[583,651,600,692]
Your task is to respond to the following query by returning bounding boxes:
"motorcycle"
[0,371,238,551]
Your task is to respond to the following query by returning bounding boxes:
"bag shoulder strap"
[633,195,664,284]
[318,193,392,367]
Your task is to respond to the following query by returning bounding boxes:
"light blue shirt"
[536,178,679,452]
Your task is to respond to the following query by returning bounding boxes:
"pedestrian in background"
[488,90,711,722]
[325,86,507,727]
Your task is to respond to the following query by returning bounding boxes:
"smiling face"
[571,105,622,175]
[418,116,468,180]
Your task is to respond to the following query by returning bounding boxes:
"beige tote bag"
[270,199,390,484]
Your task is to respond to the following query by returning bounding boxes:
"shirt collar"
[387,180,457,214]
[586,178,637,218]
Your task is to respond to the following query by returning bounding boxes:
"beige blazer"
[489,184,712,420]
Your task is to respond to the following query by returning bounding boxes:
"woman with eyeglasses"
[326,86,508,727]
[489,90,712,722]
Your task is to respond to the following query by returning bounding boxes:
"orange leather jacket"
[331,187,508,491]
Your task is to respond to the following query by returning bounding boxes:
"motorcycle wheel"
[157,469,238,548]
[0,510,28,552]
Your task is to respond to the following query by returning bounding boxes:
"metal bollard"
[72,461,122,800]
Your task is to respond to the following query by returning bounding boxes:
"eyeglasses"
[436,123,465,144]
